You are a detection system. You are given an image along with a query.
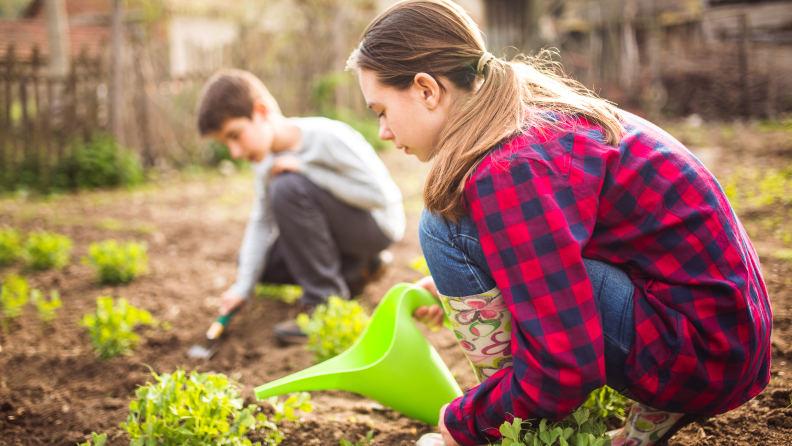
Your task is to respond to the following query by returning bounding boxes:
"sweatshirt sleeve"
[444,156,605,445]
[298,130,389,211]
[228,166,277,299]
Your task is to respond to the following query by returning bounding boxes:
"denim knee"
[419,209,495,297]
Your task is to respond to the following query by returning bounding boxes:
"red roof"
[0,19,109,62]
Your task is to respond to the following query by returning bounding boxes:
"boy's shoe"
[273,303,314,345]
[415,433,445,446]
[608,403,706,446]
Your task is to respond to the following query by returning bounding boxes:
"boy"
[196,69,405,343]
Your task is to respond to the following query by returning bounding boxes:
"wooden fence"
[0,44,109,190]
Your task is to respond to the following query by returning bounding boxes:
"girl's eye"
[378,112,385,119]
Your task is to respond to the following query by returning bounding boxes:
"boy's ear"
[412,73,442,110]
[252,100,269,119]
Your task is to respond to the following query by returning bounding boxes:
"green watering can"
[254,283,463,426]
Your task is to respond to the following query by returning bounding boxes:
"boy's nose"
[227,142,243,159]
[379,118,394,141]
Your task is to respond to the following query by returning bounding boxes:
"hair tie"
[477,52,495,75]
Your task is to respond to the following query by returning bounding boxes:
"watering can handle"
[404,284,453,331]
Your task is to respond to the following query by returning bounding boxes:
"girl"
[348,1,772,446]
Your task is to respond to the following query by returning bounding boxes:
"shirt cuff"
[444,392,501,446]
[228,283,253,300]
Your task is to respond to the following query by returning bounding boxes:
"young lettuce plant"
[78,432,107,446]
[339,430,375,446]
[0,227,22,266]
[0,274,28,331]
[499,408,611,446]
[255,283,302,304]
[121,370,311,446]
[22,230,73,270]
[83,240,148,284]
[79,296,153,360]
[296,296,370,363]
[31,289,61,323]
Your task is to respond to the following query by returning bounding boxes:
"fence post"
[3,44,15,189]
[738,13,750,118]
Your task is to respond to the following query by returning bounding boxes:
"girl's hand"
[413,276,444,330]
[439,404,462,446]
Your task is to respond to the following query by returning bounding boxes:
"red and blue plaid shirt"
[444,111,772,445]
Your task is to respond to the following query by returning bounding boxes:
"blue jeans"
[419,209,635,396]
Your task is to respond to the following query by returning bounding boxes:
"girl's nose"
[379,117,394,141]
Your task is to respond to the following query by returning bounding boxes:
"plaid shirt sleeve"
[444,136,605,445]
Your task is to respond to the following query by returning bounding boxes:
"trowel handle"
[207,307,238,340]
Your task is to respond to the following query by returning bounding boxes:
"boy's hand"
[439,404,462,446]
[219,290,246,315]
[270,155,301,176]
[413,276,444,330]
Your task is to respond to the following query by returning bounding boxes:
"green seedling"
[296,296,370,363]
[79,296,153,360]
[339,430,375,446]
[31,289,61,323]
[121,370,309,446]
[83,240,148,284]
[581,385,630,422]
[266,392,313,423]
[21,230,72,270]
[499,407,611,446]
[0,226,22,266]
[78,432,107,446]
[255,283,302,304]
[1,274,28,331]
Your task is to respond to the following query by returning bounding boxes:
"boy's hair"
[196,69,281,136]
[347,0,624,222]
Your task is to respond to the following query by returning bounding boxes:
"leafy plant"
[499,408,611,446]
[121,370,310,446]
[78,432,107,446]
[21,230,72,270]
[339,430,375,446]
[31,288,61,323]
[266,392,313,423]
[79,296,154,360]
[0,226,22,266]
[296,296,370,362]
[255,283,302,305]
[0,274,28,330]
[52,133,143,191]
[83,240,149,284]
[581,386,630,422]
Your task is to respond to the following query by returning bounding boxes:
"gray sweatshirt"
[228,117,405,298]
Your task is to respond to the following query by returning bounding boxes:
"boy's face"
[211,103,274,163]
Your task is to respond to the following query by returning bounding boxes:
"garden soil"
[1,134,791,446]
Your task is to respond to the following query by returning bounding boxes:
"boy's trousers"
[259,172,392,306]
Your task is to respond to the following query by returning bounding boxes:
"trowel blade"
[187,344,216,359]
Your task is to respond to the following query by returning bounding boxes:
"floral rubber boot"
[608,403,704,446]
[439,287,513,383]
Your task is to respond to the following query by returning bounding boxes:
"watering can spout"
[255,283,463,426]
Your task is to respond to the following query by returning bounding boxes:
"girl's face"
[358,69,459,162]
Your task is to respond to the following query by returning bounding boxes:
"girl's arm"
[444,155,604,445]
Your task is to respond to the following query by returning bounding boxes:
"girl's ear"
[412,73,442,110]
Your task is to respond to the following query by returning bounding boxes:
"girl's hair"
[347,0,624,222]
